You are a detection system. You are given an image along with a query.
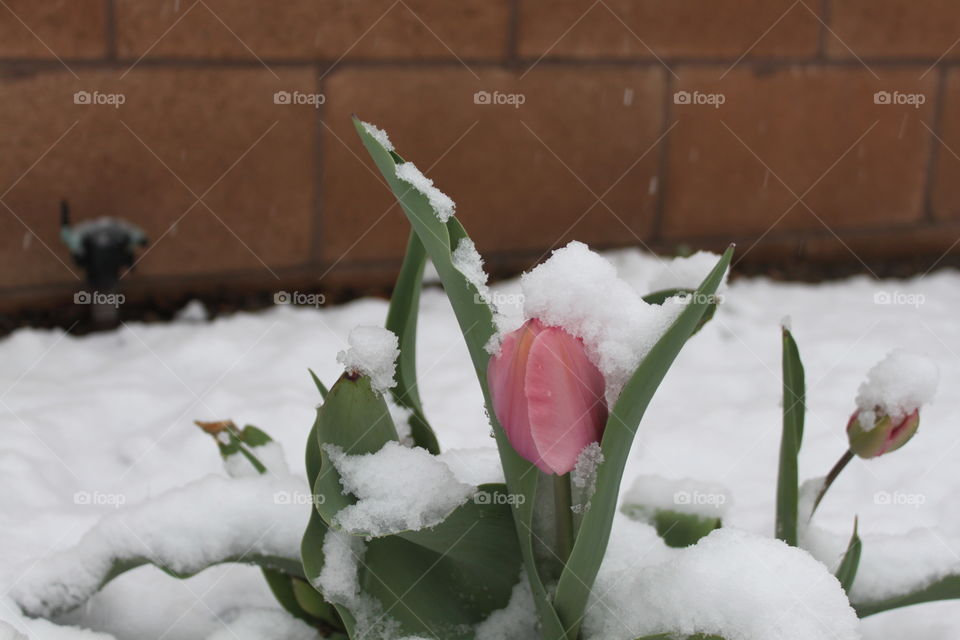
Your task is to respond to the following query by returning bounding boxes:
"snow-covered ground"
[1,249,958,639]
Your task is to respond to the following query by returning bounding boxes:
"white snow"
[586,522,860,640]
[2,248,959,638]
[384,395,414,446]
[203,609,318,640]
[336,325,399,395]
[855,349,939,428]
[622,474,732,519]
[314,528,402,640]
[324,442,475,536]
[223,440,288,478]
[315,528,363,605]
[572,442,604,513]
[799,476,960,605]
[517,241,690,403]
[646,250,729,293]
[437,447,505,486]
[474,574,537,640]
[360,120,394,152]
[10,473,309,618]
[395,161,456,223]
[572,442,604,490]
[452,237,491,301]
[174,299,209,323]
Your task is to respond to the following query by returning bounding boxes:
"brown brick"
[662,66,935,242]
[931,70,960,221]
[115,0,509,60]
[320,66,665,265]
[518,0,820,59]
[0,0,106,59]
[0,67,317,289]
[828,0,960,58]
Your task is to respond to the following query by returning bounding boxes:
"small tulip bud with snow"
[487,319,608,475]
[847,349,938,459]
[846,408,920,459]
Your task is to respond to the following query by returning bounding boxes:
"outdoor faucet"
[59,200,147,327]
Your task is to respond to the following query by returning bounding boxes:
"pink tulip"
[487,319,608,475]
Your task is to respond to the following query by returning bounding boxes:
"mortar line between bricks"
[816,0,831,58]
[5,56,960,73]
[922,67,950,222]
[505,0,520,66]
[104,0,117,60]
[6,216,960,303]
[310,64,327,267]
[650,69,674,245]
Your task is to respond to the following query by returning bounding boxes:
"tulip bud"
[846,408,920,459]
[487,319,608,475]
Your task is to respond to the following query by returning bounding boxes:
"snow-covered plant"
[774,331,955,617]
[11,119,960,640]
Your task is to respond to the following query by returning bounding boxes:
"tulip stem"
[810,449,854,520]
[554,473,575,564]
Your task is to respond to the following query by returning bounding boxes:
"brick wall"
[2,0,960,312]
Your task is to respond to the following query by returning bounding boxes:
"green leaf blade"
[835,517,861,593]
[776,327,805,546]
[553,248,734,639]
[385,229,440,454]
[352,116,567,639]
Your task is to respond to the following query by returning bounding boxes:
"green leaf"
[553,247,734,639]
[835,517,861,593]
[291,577,341,625]
[385,229,440,454]
[353,116,566,638]
[621,505,722,548]
[262,569,331,626]
[776,327,805,546]
[853,574,960,617]
[303,372,400,634]
[306,371,521,638]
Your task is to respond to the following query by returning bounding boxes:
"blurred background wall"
[2,0,960,322]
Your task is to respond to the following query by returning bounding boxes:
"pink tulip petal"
[524,326,607,474]
[487,320,545,466]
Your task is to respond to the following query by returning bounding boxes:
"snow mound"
[336,326,399,395]
[474,574,537,640]
[516,241,690,403]
[360,120,394,151]
[623,474,732,518]
[203,608,319,640]
[647,250,729,293]
[437,447,505,486]
[324,442,476,536]
[395,162,456,223]
[11,474,308,617]
[799,477,960,605]
[586,525,860,640]
[855,348,938,427]
[0,621,26,640]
